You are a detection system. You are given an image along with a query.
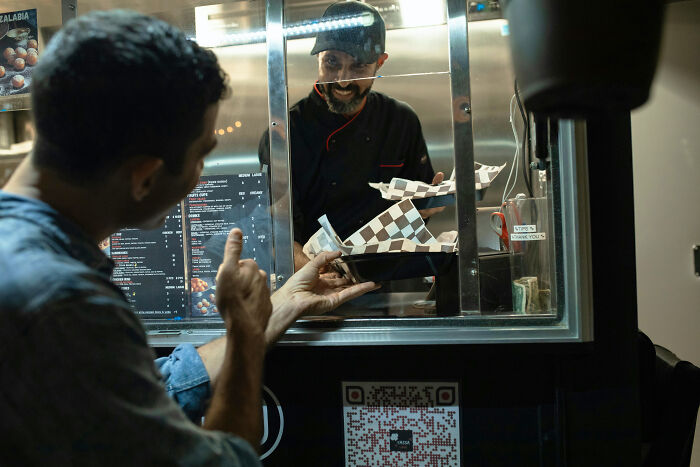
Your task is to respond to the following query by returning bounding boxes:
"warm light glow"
[400,0,445,27]
[235,121,242,128]
[217,129,225,136]
[226,126,233,133]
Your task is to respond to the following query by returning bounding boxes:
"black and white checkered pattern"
[345,199,434,246]
[303,199,457,258]
[369,163,506,201]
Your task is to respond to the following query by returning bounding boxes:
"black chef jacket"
[259,84,435,244]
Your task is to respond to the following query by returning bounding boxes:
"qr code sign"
[343,382,460,466]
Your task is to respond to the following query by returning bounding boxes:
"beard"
[321,81,372,114]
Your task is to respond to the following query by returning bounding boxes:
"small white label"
[511,232,546,241]
[513,225,536,233]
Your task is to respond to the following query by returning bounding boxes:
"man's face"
[317,50,379,115]
[129,103,219,229]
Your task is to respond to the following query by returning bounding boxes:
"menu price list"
[110,206,186,320]
[187,174,272,318]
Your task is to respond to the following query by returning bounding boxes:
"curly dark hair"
[31,10,229,182]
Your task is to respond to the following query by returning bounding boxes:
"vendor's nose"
[336,66,352,86]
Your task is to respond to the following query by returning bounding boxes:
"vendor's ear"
[129,156,164,202]
[377,53,389,69]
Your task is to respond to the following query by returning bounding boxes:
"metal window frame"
[267,0,295,288]
[147,0,594,347]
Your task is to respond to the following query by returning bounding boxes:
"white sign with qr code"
[342,381,460,466]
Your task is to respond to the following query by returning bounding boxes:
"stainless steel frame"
[145,0,595,346]
[557,120,594,342]
[266,0,294,288]
[447,0,480,313]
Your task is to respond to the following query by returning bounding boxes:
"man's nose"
[335,67,352,86]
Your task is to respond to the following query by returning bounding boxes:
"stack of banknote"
[512,276,551,314]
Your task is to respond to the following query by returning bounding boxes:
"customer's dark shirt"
[260,86,435,243]
[0,191,259,466]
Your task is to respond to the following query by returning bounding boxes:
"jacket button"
[331,138,336,144]
[365,136,371,142]
[330,181,337,187]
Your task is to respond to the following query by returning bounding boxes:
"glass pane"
[79,1,272,325]
[468,14,558,319]
[281,0,456,318]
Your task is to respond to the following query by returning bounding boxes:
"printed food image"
[192,287,219,317]
[0,10,39,96]
[98,237,110,252]
[25,51,37,66]
[191,277,209,292]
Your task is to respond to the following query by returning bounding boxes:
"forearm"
[197,293,299,390]
[266,290,301,346]
[202,332,265,450]
[196,337,227,390]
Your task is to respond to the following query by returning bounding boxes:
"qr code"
[343,382,460,466]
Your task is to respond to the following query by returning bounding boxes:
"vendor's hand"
[418,172,447,219]
[215,228,272,338]
[293,241,312,271]
[266,251,378,344]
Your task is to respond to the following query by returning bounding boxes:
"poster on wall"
[0,9,39,97]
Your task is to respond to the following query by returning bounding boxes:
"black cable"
[514,80,533,197]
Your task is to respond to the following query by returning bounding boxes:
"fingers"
[335,282,380,306]
[418,206,446,219]
[308,250,342,272]
[222,228,244,266]
[319,271,341,280]
[432,172,445,185]
[319,276,353,288]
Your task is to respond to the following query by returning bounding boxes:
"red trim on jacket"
[313,81,324,99]
[314,81,368,151]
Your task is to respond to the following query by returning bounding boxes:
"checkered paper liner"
[303,199,457,259]
[368,162,506,201]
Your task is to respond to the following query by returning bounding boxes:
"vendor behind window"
[259,1,444,271]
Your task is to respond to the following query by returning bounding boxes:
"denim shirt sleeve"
[155,344,211,423]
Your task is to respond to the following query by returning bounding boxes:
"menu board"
[110,205,186,319]
[186,174,272,318]
[110,173,272,321]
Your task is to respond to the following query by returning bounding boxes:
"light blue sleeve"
[155,343,211,422]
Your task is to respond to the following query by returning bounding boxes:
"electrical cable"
[501,94,521,210]
[514,80,533,197]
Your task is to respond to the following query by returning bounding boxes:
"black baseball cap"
[310,1,386,64]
